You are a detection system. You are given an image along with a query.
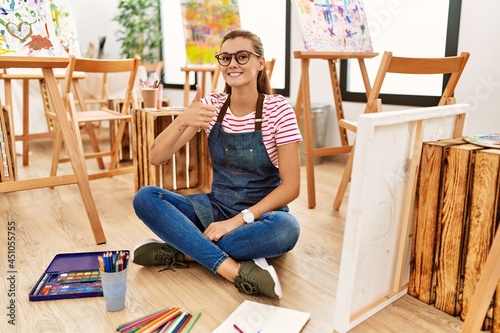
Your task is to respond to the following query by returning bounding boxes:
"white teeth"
[228,73,241,76]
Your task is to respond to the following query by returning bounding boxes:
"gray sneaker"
[132,238,188,271]
[234,258,282,299]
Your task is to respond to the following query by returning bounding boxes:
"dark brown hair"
[220,29,273,95]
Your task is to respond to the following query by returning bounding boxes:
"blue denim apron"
[187,94,288,229]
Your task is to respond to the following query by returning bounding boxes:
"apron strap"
[216,94,264,131]
[255,94,264,131]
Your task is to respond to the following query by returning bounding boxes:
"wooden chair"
[211,58,276,93]
[46,55,140,180]
[142,61,163,77]
[333,51,470,210]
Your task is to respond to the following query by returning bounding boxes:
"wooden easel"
[0,57,106,245]
[0,71,85,166]
[293,51,378,208]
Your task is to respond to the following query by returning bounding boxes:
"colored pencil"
[162,311,186,333]
[117,307,200,333]
[136,308,181,333]
[99,250,129,273]
[172,312,192,333]
[117,307,173,332]
[233,323,244,333]
[183,311,201,333]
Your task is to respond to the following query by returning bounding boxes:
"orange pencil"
[136,307,181,333]
[98,256,105,272]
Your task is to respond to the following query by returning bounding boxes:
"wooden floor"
[0,139,467,333]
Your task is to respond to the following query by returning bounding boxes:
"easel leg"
[329,59,349,147]
[43,68,106,244]
[299,58,316,209]
[22,79,30,166]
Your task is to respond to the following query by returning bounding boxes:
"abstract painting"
[293,0,372,52]
[0,0,79,57]
[180,0,240,64]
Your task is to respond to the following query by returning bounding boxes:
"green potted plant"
[113,0,162,64]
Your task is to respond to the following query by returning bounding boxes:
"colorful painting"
[49,0,80,56]
[293,0,372,52]
[180,0,240,64]
[0,0,79,57]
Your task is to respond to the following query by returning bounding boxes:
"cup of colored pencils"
[98,250,130,312]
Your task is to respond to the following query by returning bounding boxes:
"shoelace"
[235,275,259,295]
[157,246,189,272]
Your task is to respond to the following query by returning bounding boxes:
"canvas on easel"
[292,0,373,52]
[0,0,79,58]
[180,0,240,65]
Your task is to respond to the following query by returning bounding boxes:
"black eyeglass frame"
[215,50,261,66]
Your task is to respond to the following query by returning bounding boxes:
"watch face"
[243,209,254,223]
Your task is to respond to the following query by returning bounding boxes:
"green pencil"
[183,311,201,333]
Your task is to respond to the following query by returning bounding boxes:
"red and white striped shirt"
[201,93,303,167]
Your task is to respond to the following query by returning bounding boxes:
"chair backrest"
[63,55,141,114]
[141,61,163,77]
[211,58,276,93]
[365,51,470,114]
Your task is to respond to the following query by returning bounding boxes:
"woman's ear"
[259,57,266,71]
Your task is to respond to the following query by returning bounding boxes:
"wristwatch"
[241,209,254,223]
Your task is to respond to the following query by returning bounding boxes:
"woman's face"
[219,37,264,90]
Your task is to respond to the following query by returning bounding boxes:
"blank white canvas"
[333,104,470,332]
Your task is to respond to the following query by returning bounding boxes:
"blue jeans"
[133,186,300,273]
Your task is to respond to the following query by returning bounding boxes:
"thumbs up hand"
[183,85,216,132]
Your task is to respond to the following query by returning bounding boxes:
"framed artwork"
[161,0,291,96]
[340,0,462,106]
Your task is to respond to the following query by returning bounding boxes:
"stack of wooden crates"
[410,138,500,331]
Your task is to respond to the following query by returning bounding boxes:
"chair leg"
[333,144,355,211]
[108,120,128,171]
[83,121,105,169]
[50,125,63,179]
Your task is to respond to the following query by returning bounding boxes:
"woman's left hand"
[203,218,242,242]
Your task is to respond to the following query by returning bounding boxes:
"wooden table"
[293,51,378,208]
[0,57,105,245]
[180,66,216,106]
[133,108,212,194]
[0,71,85,166]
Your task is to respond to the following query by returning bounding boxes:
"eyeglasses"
[215,50,261,66]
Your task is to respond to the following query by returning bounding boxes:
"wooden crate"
[410,139,500,330]
[132,108,211,194]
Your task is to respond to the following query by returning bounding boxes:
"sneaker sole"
[254,258,283,299]
[131,238,164,262]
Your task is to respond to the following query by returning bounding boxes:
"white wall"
[71,0,500,145]
[70,1,121,59]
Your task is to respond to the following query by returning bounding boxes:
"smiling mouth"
[227,72,242,77]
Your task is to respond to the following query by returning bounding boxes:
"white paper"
[212,300,310,333]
